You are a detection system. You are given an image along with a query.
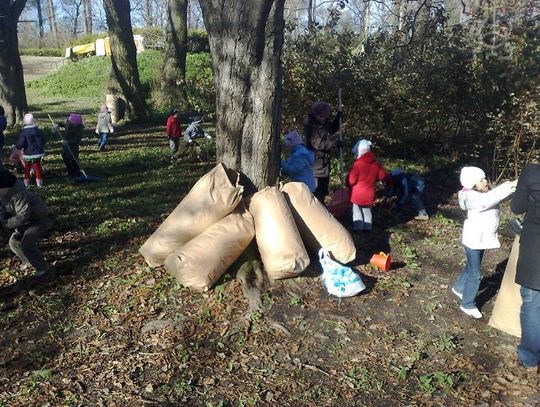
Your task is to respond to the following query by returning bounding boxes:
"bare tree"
[103,0,149,120]
[0,0,29,124]
[144,0,153,25]
[32,0,45,38]
[161,0,188,108]
[199,0,285,189]
[46,0,58,44]
[82,0,92,33]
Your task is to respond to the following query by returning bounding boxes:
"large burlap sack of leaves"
[164,203,254,291]
[488,236,522,338]
[248,186,310,279]
[139,163,243,267]
[281,182,356,264]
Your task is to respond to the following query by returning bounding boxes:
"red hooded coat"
[346,151,391,206]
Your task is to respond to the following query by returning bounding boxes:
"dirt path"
[20,56,65,82]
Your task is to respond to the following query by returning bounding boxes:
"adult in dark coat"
[303,101,343,203]
[511,161,540,369]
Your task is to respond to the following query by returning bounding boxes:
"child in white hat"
[452,166,517,318]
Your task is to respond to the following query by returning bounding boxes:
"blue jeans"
[518,286,540,367]
[98,132,108,149]
[452,246,484,309]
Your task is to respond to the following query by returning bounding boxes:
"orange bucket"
[370,252,391,272]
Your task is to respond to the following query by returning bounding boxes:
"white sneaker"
[452,287,463,300]
[460,306,482,319]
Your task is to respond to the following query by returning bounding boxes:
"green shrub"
[133,27,164,49]
[20,48,63,57]
[69,33,108,47]
[187,30,209,53]
[185,52,214,113]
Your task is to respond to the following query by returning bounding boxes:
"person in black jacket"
[511,161,540,369]
[303,101,343,203]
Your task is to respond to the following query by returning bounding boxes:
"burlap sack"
[139,163,243,267]
[248,187,310,279]
[488,236,522,338]
[164,204,255,291]
[281,182,356,264]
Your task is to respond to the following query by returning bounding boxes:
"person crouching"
[0,168,50,276]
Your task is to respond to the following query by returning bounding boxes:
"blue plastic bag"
[319,248,366,297]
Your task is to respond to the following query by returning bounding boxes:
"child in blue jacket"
[281,129,315,192]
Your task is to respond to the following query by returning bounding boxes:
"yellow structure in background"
[65,36,142,59]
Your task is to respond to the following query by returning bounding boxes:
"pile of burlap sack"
[139,163,356,292]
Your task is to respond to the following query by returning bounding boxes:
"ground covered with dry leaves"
[0,116,538,406]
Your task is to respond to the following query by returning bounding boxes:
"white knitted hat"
[460,166,485,189]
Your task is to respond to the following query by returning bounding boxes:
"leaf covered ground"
[0,101,539,407]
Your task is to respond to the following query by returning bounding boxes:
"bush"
[69,33,108,47]
[187,30,210,53]
[133,27,165,49]
[20,48,63,57]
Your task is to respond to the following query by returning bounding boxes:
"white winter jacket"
[459,181,514,250]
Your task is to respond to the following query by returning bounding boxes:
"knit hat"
[170,109,179,116]
[100,104,109,113]
[352,139,372,158]
[460,166,485,189]
[192,115,203,124]
[68,113,83,125]
[0,169,17,189]
[284,129,303,148]
[23,113,35,126]
[311,101,331,118]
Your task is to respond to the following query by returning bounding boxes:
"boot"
[36,178,43,187]
[23,178,30,187]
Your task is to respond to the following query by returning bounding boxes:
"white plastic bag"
[319,249,366,297]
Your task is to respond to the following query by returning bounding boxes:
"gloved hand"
[205,133,212,140]
[52,124,60,131]
[109,128,114,134]
[95,128,99,135]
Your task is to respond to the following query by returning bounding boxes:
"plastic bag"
[319,249,366,297]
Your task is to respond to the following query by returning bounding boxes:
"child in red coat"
[166,109,182,160]
[346,139,392,231]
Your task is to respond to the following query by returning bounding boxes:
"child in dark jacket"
[281,129,315,192]
[166,109,182,160]
[55,113,84,177]
[388,169,429,220]
[16,113,46,187]
[0,168,50,275]
[173,116,212,161]
[346,139,392,231]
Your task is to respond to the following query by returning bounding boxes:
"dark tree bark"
[0,0,29,125]
[82,0,92,34]
[103,0,149,120]
[34,0,44,38]
[145,0,153,26]
[161,0,188,108]
[199,0,285,189]
[46,0,58,45]
[71,0,82,36]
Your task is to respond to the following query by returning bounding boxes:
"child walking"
[346,139,392,231]
[452,166,517,318]
[16,113,46,187]
[0,168,50,276]
[166,109,182,160]
[96,104,114,151]
[280,129,315,192]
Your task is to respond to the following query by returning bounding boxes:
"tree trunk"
[103,0,149,120]
[145,0,153,26]
[199,0,285,189]
[34,0,44,38]
[72,0,82,36]
[46,0,58,45]
[83,0,93,34]
[161,0,188,108]
[0,0,28,125]
[362,0,370,38]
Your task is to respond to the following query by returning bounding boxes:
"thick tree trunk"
[103,0,149,120]
[83,0,92,34]
[46,0,58,45]
[161,0,188,109]
[0,0,28,125]
[34,0,44,38]
[199,0,285,189]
